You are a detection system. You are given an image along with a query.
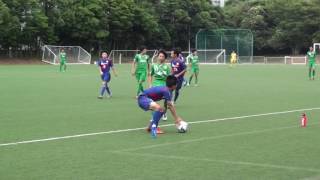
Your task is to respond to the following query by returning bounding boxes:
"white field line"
[116,124,302,152]
[114,151,320,173]
[0,107,319,147]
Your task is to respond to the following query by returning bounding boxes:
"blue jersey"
[140,86,172,102]
[171,58,186,79]
[98,58,113,74]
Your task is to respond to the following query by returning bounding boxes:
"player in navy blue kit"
[97,51,117,99]
[170,49,187,103]
[138,75,183,137]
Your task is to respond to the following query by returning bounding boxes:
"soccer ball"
[177,120,188,133]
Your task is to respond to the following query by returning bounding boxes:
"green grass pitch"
[0,64,319,179]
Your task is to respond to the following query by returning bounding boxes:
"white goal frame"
[284,56,307,65]
[313,43,320,51]
[42,45,91,65]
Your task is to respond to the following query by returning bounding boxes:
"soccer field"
[0,64,319,179]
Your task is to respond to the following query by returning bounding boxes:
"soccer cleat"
[97,96,103,99]
[195,84,198,87]
[162,114,168,121]
[156,127,164,134]
[146,127,164,134]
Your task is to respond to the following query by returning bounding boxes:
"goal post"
[42,45,91,65]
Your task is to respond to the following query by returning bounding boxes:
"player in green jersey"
[187,49,199,86]
[149,50,171,87]
[132,46,150,97]
[59,48,67,72]
[307,46,317,80]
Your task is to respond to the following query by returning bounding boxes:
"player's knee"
[150,102,163,112]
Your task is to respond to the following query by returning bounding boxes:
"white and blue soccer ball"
[177,120,188,133]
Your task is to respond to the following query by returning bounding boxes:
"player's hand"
[174,74,179,78]
[100,71,103,75]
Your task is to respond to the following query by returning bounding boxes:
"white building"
[211,0,226,7]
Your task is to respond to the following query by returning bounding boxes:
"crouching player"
[138,75,183,138]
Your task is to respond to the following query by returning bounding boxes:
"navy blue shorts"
[138,95,153,111]
[101,73,111,82]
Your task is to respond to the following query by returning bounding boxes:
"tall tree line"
[0,0,320,55]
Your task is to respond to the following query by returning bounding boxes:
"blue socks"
[151,111,164,127]
[100,84,111,96]
[100,85,106,96]
[105,85,111,95]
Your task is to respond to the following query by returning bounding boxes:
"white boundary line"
[0,107,320,147]
[115,152,320,173]
[117,124,302,152]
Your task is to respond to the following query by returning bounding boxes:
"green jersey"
[151,63,170,86]
[307,51,316,64]
[60,52,67,62]
[134,54,150,72]
[188,55,199,68]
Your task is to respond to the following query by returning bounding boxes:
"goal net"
[108,50,158,64]
[196,29,253,64]
[42,45,91,65]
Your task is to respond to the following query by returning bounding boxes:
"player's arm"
[167,101,182,124]
[147,55,151,73]
[111,67,117,77]
[148,64,154,88]
[131,56,137,76]
[175,63,187,78]
[186,54,191,65]
[97,61,103,75]
[110,60,117,77]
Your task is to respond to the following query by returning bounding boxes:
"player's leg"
[309,66,312,80]
[174,79,183,103]
[138,96,164,136]
[59,62,63,72]
[136,72,144,96]
[149,102,165,131]
[139,72,146,92]
[63,62,67,72]
[98,79,107,99]
[105,74,112,97]
[183,77,187,87]
[312,64,316,80]
[195,70,199,86]
[189,72,194,85]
